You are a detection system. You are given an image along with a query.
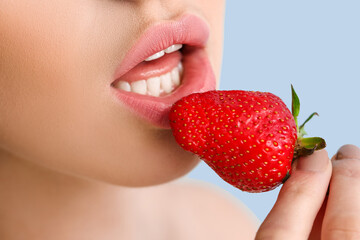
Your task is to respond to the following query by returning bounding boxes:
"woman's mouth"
[110,14,216,129]
[112,45,184,97]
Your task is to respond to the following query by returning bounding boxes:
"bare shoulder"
[160,178,260,240]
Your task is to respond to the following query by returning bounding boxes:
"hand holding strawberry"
[169,86,326,192]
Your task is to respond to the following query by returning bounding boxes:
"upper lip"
[112,14,210,84]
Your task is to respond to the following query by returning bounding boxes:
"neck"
[0,150,157,239]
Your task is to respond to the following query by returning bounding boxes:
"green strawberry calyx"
[291,84,326,160]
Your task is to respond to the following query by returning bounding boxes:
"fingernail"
[297,150,329,172]
[335,151,344,160]
[334,144,360,160]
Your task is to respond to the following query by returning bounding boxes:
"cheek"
[0,1,200,186]
[195,0,226,87]
[0,1,100,159]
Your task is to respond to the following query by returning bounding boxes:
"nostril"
[335,144,360,160]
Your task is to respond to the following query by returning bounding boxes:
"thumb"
[256,150,332,240]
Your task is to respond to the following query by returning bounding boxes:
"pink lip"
[110,14,216,129]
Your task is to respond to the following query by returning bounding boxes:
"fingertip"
[334,144,360,160]
[323,144,360,240]
[296,149,330,172]
[257,149,331,239]
[313,149,329,158]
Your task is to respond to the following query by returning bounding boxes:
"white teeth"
[171,67,180,86]
[145,44,183,62]
[147,77,161,97]
[164,44,183,54]
[114,63,183,97]
[131,80,147,95]
[145,50,165,62]
[114,81,131,92]
[160,72,172,93]
[178,62,183,75]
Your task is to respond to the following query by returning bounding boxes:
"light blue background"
[188,1,360,222]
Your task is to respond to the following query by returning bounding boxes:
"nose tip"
[134,0,188,23]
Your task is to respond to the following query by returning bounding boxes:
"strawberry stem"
[291,84,300,129]
[290,85,326,160]
[300,137,326,150]
[299,112,319,137]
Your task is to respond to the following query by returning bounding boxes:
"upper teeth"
[145,44,182,62]
[113,62,183,97]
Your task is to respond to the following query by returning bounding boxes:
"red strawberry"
[169,86,325,193]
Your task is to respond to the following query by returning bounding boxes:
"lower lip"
[110,48,216,129]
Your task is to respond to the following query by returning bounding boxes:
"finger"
[322,144,360,240]
[308,196,328,240]
[256,150,331,240]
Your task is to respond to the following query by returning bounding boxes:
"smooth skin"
[0,0,359,239]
